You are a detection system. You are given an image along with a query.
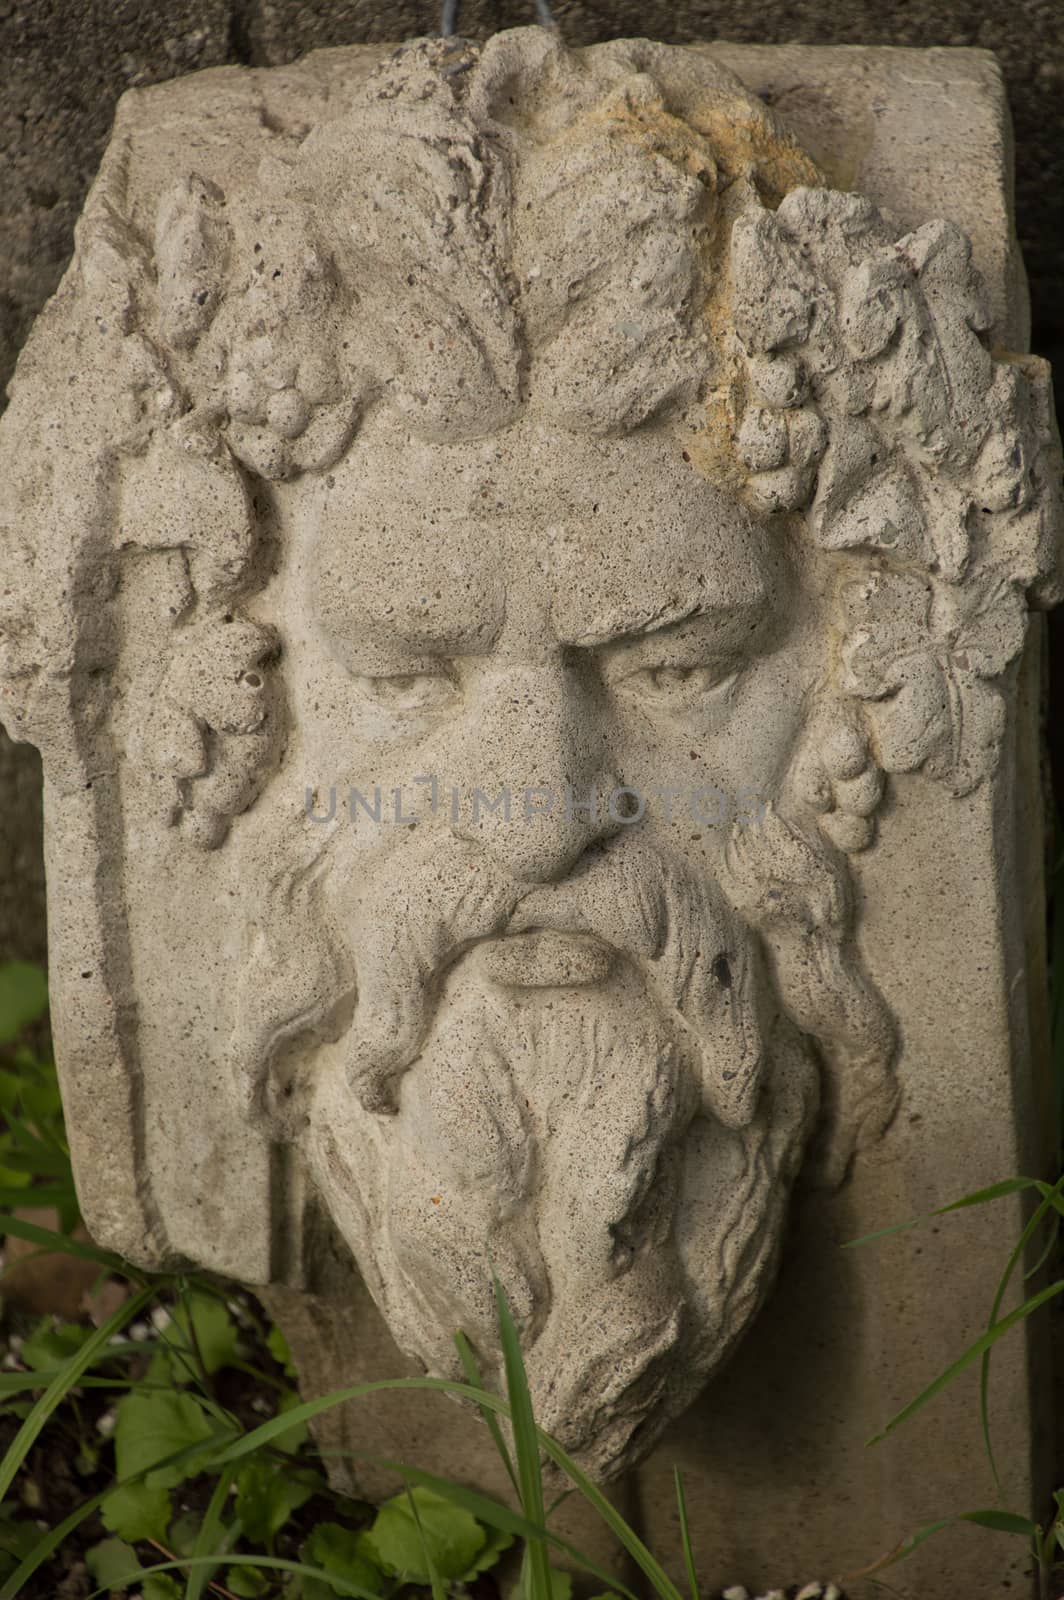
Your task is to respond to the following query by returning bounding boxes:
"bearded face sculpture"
[0,29,1059,1485]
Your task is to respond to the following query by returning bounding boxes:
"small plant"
[847,1172,1064,1598]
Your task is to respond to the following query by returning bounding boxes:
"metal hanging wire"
[441,0,555,37]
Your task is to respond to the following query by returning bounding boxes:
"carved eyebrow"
[310,558,506,664]
[559,589,769,651]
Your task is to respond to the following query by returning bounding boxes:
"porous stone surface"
[3,0,1063,982]
[0,28,1060,1598]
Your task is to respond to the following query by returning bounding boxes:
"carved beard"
[234,807,892,1478]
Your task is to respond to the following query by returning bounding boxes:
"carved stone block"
[0,29,1058,1595]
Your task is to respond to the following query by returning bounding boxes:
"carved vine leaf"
[838,571,1027,795]
[728,187,1063,802]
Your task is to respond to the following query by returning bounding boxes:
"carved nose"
[450,663,622,884]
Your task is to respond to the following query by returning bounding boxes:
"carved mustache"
[338,831,767,1128]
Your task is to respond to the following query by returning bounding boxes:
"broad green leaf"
[297,1579,339,1600]
[366,1486,485,1583]
[168,1512,206,1557]
[267,1323,296,1376]
[465,1521,515,1578]
[510,1567,573,1600]
[113,1389,227,1490]
[225,1568,271,1598]
[144,1578,182,1600]
[172,1288,240,1377]
[0,964,48,1044]
[86,1537,143,1590]
[302,1524,384,1597]
[20,1319,92,1371]
[404,1485,446,1600]
[368,1457,632,1600]
[101,1479,172,1544]
[234,1455,319,1543]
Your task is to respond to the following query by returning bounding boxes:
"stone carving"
[0,28,1060,1486]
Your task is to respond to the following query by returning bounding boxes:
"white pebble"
[150,1305,172,1332]
[96,1407,117,1438]
[825,1588,842,1600]
[796,1587,825,1600]
[128,1321,151,1342]
[722,1589,749,1600]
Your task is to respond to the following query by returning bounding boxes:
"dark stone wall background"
[1,0,1062,960]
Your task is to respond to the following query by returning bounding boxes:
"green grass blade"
[0,1213,143,1277]
[454,1328,519,1497]
[844,1178,1047,1250]
[406,1483,446,1600]
[935,1178,1052,1213]
[0,1281,157,1502]
[87,1553,386,1598]
[674,1468,698,1600]
[0,1184,78,1209]
[0,1131,73,1177]
[372,1456,640,1600]
[847,1508,1039,1579]
[208,1369,675,1600]
[868,1279,1064,1446]
[185,1464,236,1600]
[205,1356,678,1600]
[210,1376,510,1466]
[0,1340,161,1393]
[493,1278,553,1600]
[536,1433,683,1600]
[978,1176,1064,1490]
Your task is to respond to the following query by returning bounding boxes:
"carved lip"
[477,928,615,989]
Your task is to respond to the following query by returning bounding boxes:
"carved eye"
[357,671,459,713]
[622,662,739,709]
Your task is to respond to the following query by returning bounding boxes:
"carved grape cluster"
[726,187,1063,813]
[128,614,283,850]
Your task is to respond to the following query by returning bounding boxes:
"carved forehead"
[307,422,777,651]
